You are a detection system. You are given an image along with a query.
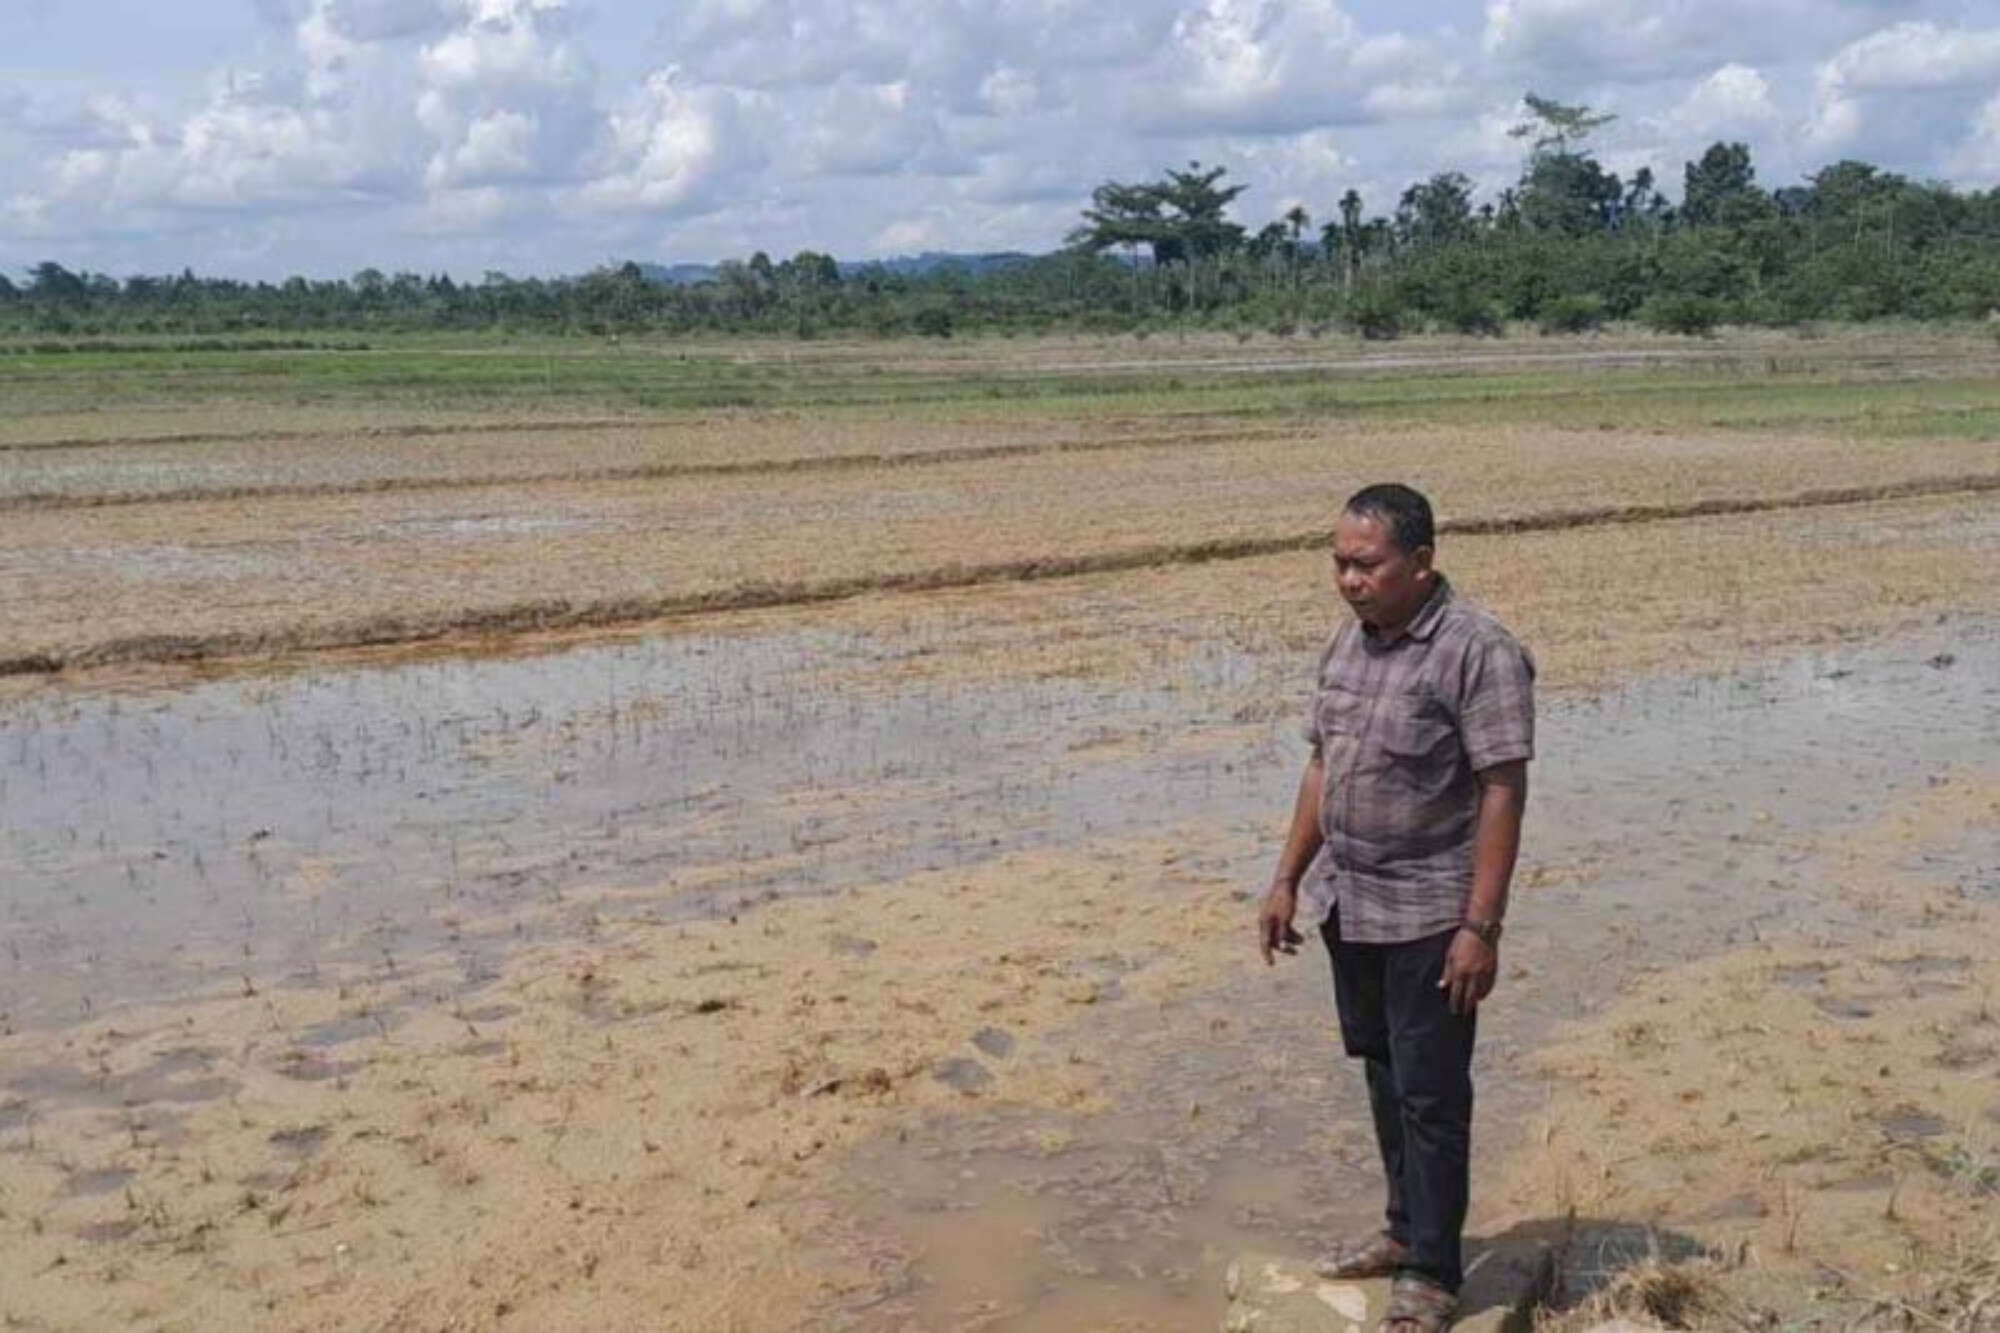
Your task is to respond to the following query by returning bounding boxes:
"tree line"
[7,96,2000,341]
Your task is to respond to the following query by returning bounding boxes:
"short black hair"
[1343,483,1435,553]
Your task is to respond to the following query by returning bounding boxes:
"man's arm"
[1259,754,1325,965]
[1438,759,1528,1014]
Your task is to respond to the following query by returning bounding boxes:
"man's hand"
[1259,882,1305,965]
[1438,929,1497,1015]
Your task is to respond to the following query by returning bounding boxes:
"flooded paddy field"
[3,332,1999,1330]
[3,585,1996,1034]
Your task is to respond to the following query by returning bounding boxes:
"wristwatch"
[1459,918,1503,946]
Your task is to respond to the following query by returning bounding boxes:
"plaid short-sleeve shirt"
[1300,576,1535,944]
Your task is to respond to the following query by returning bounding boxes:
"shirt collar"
[1363,574,1452,646]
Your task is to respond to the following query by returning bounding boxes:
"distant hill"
[632,251,1038,285]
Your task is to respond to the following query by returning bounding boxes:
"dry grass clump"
[1551,1256,1744,1331]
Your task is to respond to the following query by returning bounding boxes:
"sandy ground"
[0,835,1253,1331]
[1488,775,2000,1328]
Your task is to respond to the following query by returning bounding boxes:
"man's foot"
[1379,1274,1457,1333]
[1312,1232,1410,1281]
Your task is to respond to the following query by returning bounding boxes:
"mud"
[3,582,1997,1329]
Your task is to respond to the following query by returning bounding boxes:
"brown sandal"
[1313,1231,1410,1280]
[1380,1275,1457,1333]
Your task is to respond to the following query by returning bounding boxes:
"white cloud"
[1818,21,2000,94]
[3,0,1994,277]
[1807,21,2000,158]
[978,66,1040,118]
[1484,0,1916,81]
[571,70,743,215]
[873,214,944,252]
[1140,0,1466,134]
[1951,92,2000,181]
[1671,64,1784,143]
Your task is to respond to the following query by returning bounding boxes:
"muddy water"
[0,628,1282,1025]
[5,614,1994,1032]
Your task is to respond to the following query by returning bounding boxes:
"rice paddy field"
[2,327,1998,1332]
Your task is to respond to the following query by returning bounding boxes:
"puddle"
[268,1124,329,1158]
[1878,1105,1951,1142]
[1884,955,1970,979]
[0,543,287,583]
[65,1166,136,1197]
[77,1218,142,1243]
[297,1013,396,1048]
[370,514,612,541]
[1900,825,2000,900]
[1695,1192,1767,1221]
[272,1055,362,1083]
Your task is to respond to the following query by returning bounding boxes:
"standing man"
[1259,483,1533,1333]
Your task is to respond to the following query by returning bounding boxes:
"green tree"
[1509,93,1616,155]
[1070,161,1248,266]
[1519,152,1622,237]
[1509,94,1623,238]
[1682,142,1770,228]
[1395,173,1476,249]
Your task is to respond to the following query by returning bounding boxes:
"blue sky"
[4,0,1998,279]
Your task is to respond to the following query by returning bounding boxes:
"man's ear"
[1413,545,1436,578]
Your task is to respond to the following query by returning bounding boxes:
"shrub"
[1346,286,1404,341]
[1640,295,1726,337]
[1538,293,1606,335]
[912,307,953,338]
[1440,292,1504,337]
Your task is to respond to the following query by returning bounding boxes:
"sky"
[3,0,1998,280]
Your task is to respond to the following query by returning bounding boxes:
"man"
[1259,483,1533,1333]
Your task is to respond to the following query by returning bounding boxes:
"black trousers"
[1322,912,1477,1293]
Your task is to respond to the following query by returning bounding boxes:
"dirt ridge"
[8,472,1998,677]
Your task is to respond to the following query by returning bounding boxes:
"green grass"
[1,331,1995,444]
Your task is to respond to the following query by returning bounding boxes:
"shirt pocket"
[1374,691,1454,762]
[1316,684,1366,739]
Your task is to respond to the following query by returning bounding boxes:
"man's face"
[1332,510,1434,630]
